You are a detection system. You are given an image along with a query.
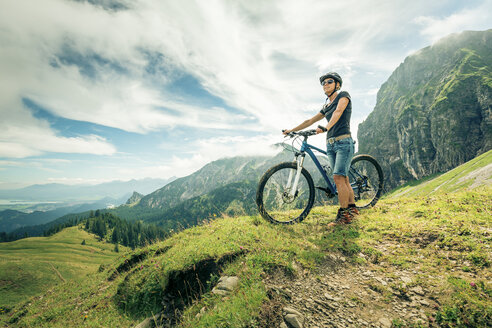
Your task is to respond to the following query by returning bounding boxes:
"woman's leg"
[345,176,355,204]
[334,174,350,208]
[332,139,355,209]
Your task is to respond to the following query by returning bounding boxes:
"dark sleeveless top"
[319,91,352,139]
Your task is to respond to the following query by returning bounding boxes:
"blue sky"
[0,0,491,189]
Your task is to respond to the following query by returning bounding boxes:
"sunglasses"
[321,79,335,86]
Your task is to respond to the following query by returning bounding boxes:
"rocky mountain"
[0,178,175,234]
[145,180,258,230]
[125,191,144,205]
[134,151,292,211]
[358,29,492,189]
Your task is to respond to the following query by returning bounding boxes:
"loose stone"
[285,314,304,328]
[378,317,392,328]
[212,276,239,296]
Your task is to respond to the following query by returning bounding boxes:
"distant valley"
[0,177,174,206]
[0,177,175,234]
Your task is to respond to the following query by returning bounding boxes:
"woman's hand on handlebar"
[282,129,292,135]
[316,125,327,134]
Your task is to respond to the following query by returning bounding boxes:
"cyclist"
[283,72,358,225]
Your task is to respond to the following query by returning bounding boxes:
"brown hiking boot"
[327,208,352,227]
[348,205,360,217]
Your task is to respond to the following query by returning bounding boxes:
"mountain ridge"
[358,29,492,189]
[0,177,175,203]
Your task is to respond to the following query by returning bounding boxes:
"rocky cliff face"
[358,29,492,189]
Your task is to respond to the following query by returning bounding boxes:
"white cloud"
[0,160,35,167]
[39,159,73,164]
[1,0,491,187]
[0,0,258,159]
[0,142,43,159]
[0,104,117,158]
[0,0,434,140]
[365,88,380,96]
[120,134,282,180]
[195,135,281,159]
[415,1,492,42]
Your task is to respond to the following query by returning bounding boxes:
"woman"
[283,72,358,225]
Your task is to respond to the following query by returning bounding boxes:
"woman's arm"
[284,112,325,134]
[323,97,349,132]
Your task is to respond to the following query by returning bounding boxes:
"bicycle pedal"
[316,186,335,198]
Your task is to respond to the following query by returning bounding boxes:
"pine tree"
[111,228,120,243]
[94,218,107,239]
[122,233,129,247]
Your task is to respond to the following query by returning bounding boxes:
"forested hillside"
[0,199,117,233]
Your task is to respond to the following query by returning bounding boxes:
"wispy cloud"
[0,0,435,153]
[415,0,492,42]
[0,0,490,185]
[0,123,116,158]
[123,134,282,179]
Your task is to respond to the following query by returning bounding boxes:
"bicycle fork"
[286,155,305,197]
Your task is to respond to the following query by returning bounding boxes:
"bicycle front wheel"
[256,162,315,224]
[348,155,384,209]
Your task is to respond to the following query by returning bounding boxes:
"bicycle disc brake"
[282,189,298,203]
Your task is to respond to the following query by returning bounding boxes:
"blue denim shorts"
[326,137,355,176]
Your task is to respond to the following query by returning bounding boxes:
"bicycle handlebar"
[283,129,317,138]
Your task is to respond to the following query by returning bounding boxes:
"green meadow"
[0,226,127,309]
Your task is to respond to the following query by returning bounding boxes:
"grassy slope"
[1,184,490,327]
[1,153,491,327]
[0,226,127,309]
[387,149,492,198]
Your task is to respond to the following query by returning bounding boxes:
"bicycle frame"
[299,137,337,193]
[288,135,368,197]
[285,136,336,197]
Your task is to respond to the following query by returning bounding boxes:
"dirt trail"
[264,253,439,328]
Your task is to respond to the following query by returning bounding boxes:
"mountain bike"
[256,129,384,224]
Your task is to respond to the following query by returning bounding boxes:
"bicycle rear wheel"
[348,155,384,209]
[256,162,315,224]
